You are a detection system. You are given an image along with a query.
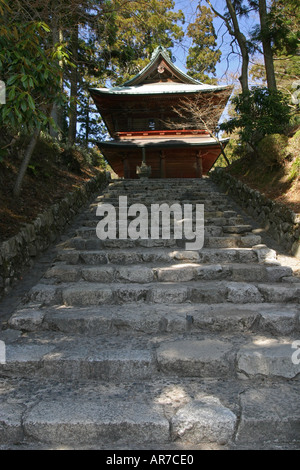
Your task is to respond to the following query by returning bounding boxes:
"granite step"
[43,262,293,284]
[1,374,298,449]
[55,246,277,266]
[61,234,262,250]
[8,302,300,336]
[1,330,299,381]
[27,280,300,306]
[1,177,299,450]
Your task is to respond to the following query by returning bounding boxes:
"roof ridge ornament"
[151,45,166,60]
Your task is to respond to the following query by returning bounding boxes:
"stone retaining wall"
[0,171,109,299]
[211,167,300,258]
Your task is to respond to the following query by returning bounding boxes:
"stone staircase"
[0,177,299,450]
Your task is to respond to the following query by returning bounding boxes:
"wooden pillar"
[123,154,130,179]
[160,150,166,178]
[196,151,203,178]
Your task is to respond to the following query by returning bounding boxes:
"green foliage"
[257,133,289,168]
[186,5,221,84]
[287,156,300,182]
[28,132,107,176]
[269,0,300,56]
[220,87,291,148]
[105,0,185,85]
[287,130,300,159]
[0,2,69,134]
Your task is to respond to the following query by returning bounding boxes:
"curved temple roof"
[90,46,232,97]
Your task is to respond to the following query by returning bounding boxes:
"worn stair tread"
[56,246,270,264]
[2,176,299,450]
[0,375,299,448]
[43,262,293,284]
[28,279,300,307]
[8,302,300,336]
[1,329,299,382]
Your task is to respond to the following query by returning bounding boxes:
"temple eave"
[97,137,228,149]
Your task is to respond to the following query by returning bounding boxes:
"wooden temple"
[90,46,232,178]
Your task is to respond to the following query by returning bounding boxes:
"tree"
[220,87,291,151]
[257,0,277,90]
[0,0,69,196]
[250,0,299,115]
[186,4,222,84]
[105,0,185,85]
[269,0,300,57]
[77,76,107,147]
[249,0,277,90]
[205,0,251,93]
[164,89,233,165]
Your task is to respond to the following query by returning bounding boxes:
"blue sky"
[172,0,261,87]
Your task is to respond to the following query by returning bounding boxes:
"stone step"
[98,190,228,198]
[76,226,227,238]
[93,200,235,211]
[56,246,277,266]
[8,303,300,336]
[85,209,240,220]
[96,198,232,207]
[1,330,299,382]
[2,176,299,450]
[80,216,245,228]
[27,280,300,306]
[79,217,251,233]
[1,374,298,448]
[107,187,219,194]
[43,263,293,284]
[62,234,262,251]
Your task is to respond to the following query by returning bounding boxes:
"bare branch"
[162,88,233,165]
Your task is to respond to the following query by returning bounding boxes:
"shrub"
[257,134,289,168]
[220,87,291,150]
[288,156,300,181]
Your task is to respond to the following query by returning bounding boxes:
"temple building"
[90,46,232,179]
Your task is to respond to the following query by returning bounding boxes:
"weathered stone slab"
[236,385,300,445]
[81,266,114,282]
[62,284,113,306]
[0,402,24,444]
[9,308,45,332]
[150,286,188,303]
[116,266,154,283]
[237,338,300,378]
[227,283,262,303]
[156,339,233,377]
[171,396,237,445]
[258,284,300,303]
[24,399,169,446]
[155,265,196,282]
[29,284,60,305]
[44,265,81,282]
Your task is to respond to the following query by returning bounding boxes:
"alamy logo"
[291,340,300,365]
[96,196,204,250]
[0,80,5,105]
[0,340,6,364]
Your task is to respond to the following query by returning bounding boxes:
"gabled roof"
[89,46,232,99]
[122,45,202,86]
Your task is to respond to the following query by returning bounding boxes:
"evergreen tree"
[104,0,185,85]
[186,4,222,84]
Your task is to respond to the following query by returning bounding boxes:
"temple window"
[149,119,156,130]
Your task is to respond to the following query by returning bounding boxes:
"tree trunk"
[258,0,277,90]
[85,100,90,148]
[206,0,250,93]
[50,22,64,140]
[13,128,40,197]
[226,0,249,93]
[68,23,79,146]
